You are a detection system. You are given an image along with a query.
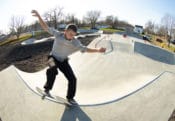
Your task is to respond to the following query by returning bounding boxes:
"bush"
[156,38,163,43]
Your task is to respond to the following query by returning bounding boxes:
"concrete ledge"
[134,42,175,65]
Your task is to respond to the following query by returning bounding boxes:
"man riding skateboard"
[31,10,106,104]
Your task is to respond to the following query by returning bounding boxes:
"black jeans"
[44,56,77,99]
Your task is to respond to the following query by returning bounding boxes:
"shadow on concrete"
[60,106,92,121]
[134,42,175,65]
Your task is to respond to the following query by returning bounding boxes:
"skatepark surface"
[0,34,175,121]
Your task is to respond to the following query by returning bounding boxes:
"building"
[133,25,143,34]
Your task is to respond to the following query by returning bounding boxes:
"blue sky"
[0,0,175,33]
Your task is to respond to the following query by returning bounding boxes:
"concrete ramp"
[15,34,175,106]
[1,66,175,121]
[0,34,175,121]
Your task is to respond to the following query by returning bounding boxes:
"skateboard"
[36,87,72,106]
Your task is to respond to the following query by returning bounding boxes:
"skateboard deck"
[36,87,72,106]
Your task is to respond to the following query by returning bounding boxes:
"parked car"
[171,40,175,44]
[143,35,151,41]
[0,34,7,41]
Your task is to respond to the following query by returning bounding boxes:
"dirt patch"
[0,36,97,72]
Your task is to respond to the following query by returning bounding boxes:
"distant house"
[58,24,66,30]
[133,25,143,34]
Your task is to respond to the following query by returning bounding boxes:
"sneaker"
[44,89,51,97]
[67,98,77,105]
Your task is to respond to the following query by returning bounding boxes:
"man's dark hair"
[65,24,78,33]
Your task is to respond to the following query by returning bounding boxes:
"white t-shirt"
[48,28,87,62]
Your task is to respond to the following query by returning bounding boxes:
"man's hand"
[31,10,39,17]
[31,9,49,32]
[86,47,106,53]
[98,47,106,53]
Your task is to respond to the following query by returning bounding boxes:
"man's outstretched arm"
[86,47,106,53]
[31,10,49,33]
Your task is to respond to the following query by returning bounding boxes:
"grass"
[150,35,175,53]
[79,27,124,33]
[100,28,124,33]
[0,31,49,46]
[0,34,32,46]
[155,41,175,52]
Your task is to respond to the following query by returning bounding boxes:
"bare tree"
[52,6,64,29]
[84,10,101,29]
[9,15,25,39]
[172,28,175,40]
[43,10,52,27]
[80,19,88,27]
[0,30,3,35]
[43,6,64,29]
[65,13,79,25]
[30,21,40,31]
[105,15,119,29]
[118,20,132,28]
[156,25,167,37]
[161,14,175,47]
[145,20,155,34]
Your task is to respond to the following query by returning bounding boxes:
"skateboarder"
[31,10,106,104]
